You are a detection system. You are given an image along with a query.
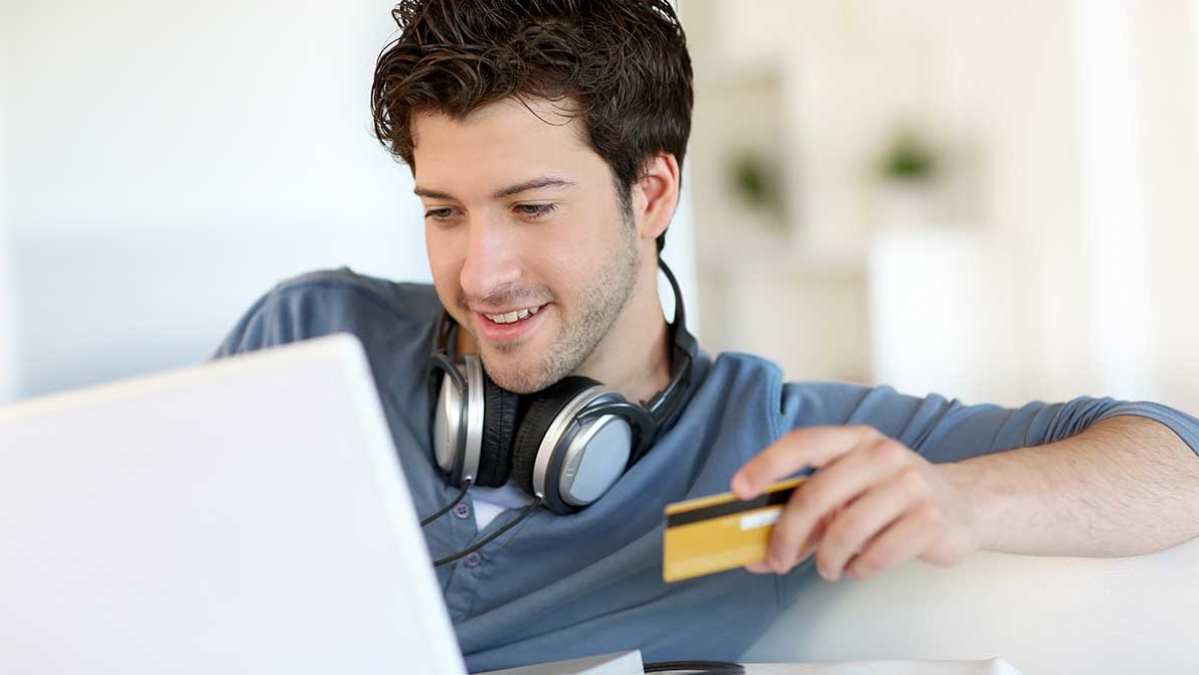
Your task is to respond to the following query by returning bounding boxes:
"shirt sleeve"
[210,287,286,359]
[778,381,1199,462]
[210,271,369,359]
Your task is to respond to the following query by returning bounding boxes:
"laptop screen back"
[0,334,466,675]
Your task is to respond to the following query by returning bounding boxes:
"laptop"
[0,334,649,674]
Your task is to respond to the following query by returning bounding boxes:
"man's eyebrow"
[413,186,457,200]
[417,178,575,202]
[413,177,576,202]
[492,177,576,199]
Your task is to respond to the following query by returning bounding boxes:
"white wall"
[683,0,1199,412]
[1074,0,1199,408]
[1144,0,1199,411]
[1,0,697,399]
[0,3,17,404]
[685,0,1091,402]
[3,1,424,398]
[868,229,1022,406]
[1078,0,1158,403]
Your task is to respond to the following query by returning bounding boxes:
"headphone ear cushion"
[511,376,599,498]
[475,369,520,488]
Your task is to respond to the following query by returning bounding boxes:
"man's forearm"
[945,415,1199,557]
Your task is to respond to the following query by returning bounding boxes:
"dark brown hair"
[371,0,694,252]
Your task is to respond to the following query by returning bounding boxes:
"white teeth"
[484,305,543,324]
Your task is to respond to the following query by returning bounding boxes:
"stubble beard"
[481,222,641,394]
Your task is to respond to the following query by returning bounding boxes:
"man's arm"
[957,414,1199,557]
[730,383,1199,583]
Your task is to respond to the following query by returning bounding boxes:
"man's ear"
[631,153,680,244]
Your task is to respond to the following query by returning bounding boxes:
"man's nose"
[458,214,522,303]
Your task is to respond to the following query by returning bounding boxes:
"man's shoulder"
[706,350,786,386]
[706,350,869,398]
[266,267,440,315]
[686,350,787,415]
[703,352,926,439]
[214,267,441,357]
[698,350,873,416]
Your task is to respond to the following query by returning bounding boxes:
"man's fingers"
[732,425,882,499]
[846,504,942,581]
[813,467,926,581]
[744,560,773,574]
[766,437,910,572]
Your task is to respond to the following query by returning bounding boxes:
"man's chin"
[478,352,557,394]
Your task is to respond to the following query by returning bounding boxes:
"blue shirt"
[214,268,1199,672]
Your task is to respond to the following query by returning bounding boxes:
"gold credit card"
[663,477,805,583]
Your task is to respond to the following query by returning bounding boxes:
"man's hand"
[731,425,984,581]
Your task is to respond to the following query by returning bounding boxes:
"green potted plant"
[873,126,940,230]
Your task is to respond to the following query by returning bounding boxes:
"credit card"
[663,477,805,583]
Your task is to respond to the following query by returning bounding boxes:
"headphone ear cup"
[511,397,560,498]
[475,369,520,488]
[511,376,599,500]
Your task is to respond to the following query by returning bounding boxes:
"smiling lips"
[474,303,548,343]
[482,304,544,325]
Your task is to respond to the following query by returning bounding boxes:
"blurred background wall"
[1,0,1196,415]
[0,1,422,400]
[0,28,14,403]
[0,22,13,407]
[681,0,1199,412]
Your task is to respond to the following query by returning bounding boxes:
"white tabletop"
[481,651,1023,675]
[740,660,1022,675]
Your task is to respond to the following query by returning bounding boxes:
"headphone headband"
[642,258,696,446]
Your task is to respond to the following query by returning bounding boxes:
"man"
[215,0,1199,670]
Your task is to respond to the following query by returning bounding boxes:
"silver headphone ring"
[532,386,631,505]
[460,355,486,486]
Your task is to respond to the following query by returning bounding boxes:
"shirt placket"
[438,494,487,621]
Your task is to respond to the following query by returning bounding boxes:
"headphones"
[428,259,697,515]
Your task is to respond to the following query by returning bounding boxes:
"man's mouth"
[482,304,544,325]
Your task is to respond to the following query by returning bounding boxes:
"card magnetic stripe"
[665,487,796,528]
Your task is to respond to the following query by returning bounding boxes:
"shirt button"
[453,502,471,519]
[464,552,483,568]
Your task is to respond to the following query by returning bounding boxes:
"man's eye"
[424,207,457,221]
[515,203,557,219]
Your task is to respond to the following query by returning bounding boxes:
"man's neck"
[574,286,673,406]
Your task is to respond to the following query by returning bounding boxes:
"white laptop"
[0,334,467,674]
[0,333,642,675]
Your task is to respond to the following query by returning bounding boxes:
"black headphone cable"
[419,477,473,527]
[432,498,543,567]
[643,661,745,674]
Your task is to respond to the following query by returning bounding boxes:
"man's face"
[412,98,641,394]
